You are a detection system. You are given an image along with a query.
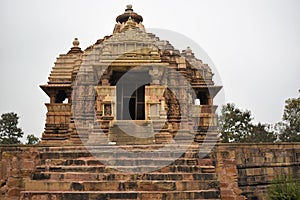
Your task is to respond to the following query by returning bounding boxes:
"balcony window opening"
[197,92,208,105]
[55,90,68,103]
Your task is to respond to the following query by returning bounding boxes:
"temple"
[1,5,299,200]
[22,5,225,199]
[40,4,222,146]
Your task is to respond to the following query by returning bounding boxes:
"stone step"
[39,157,211,166]
[20,190,221,200]
[25,180,219,191]
[37,146,214,160]
[25,145,220,199]
[32,172,217,181]
[35,165,216,174]
[37,144,206,153]
[38,150,203,159]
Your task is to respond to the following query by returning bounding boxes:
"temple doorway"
[112,71,150,120]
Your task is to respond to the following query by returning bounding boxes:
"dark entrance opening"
[112,71,150,120]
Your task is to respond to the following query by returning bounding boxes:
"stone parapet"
[216,143,300,200]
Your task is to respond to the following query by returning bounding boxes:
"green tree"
[218,103,253,143]
[0,112,24,144]
[278,91,300,142]
[246,123,277,143]
[26,134,40,145]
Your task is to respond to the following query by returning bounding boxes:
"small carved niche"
[104,104,112,116]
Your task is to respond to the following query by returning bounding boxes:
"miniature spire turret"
[68,38,82,54]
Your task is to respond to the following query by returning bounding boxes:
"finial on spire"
[127,4,132,10]
[126,4,133,11]
[186,46,192,53]
[73,38,80,47]
[181,46,193,57]
[116,4,143,23]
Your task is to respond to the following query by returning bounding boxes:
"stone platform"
[1,143,300,199]
[18,145,220,200]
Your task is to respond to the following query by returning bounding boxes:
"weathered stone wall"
[215,145,246,200]
[216,143,300,200]
[0,146,40,200]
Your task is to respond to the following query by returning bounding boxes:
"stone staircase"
[20,145,221,200]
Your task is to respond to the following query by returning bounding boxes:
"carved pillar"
[87,86,116,144]
[49,91,56,104]
[166,63,181,138]
[145,86,166,120]
[145,85,171,144]
[208,95,213,105]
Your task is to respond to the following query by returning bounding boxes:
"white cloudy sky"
[0,0,299,140]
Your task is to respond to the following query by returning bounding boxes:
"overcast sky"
[0,0,299,140]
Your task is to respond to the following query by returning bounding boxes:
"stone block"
[71,182,84,191]
[7,177,22,188]
[0,161,7,180]
[64,193,88,200]
[7,187,21,197]
[22,160,35,171]
[140,192,163,200]
[32,194,49,200]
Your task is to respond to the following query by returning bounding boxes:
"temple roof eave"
[192,85,222,98]
[40,84,72,97]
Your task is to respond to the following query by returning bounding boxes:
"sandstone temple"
[40,5,221,146]
[0,5,299,200]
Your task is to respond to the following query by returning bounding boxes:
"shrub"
[268,174,300,200]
